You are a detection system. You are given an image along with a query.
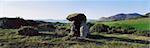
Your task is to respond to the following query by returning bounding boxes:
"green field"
[99,18,150,30]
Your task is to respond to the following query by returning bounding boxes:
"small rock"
[0,43,4,46]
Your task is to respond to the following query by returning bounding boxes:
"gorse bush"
[38,23,56,32]
[134,30,150,37]
[18,26,39,36]
[90,23,136,34]
[90,23,109,33]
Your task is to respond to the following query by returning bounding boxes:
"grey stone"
[66,13,90,38]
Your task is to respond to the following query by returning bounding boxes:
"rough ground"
[0,29,149,48]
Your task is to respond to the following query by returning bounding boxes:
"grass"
[0,18,149,48]
[99,18,150,30]
[97,33,150,41]
[0,28,149,48]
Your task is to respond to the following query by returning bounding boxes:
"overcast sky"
[0,0,149,20]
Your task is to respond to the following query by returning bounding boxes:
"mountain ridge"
[99,13,143,21]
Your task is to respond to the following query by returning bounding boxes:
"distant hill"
[38,19,96,23]
[39,19,69,23]
[99,13,144,21]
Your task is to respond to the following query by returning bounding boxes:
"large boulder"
[18,26,39,36]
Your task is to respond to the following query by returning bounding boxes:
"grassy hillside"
[99,18,150,30]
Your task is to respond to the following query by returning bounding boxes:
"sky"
[0,0,149,20]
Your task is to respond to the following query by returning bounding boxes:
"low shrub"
[38,23,56,32]
[90,23,109,33]
[18,26,39,36]
[134,30,150,37]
